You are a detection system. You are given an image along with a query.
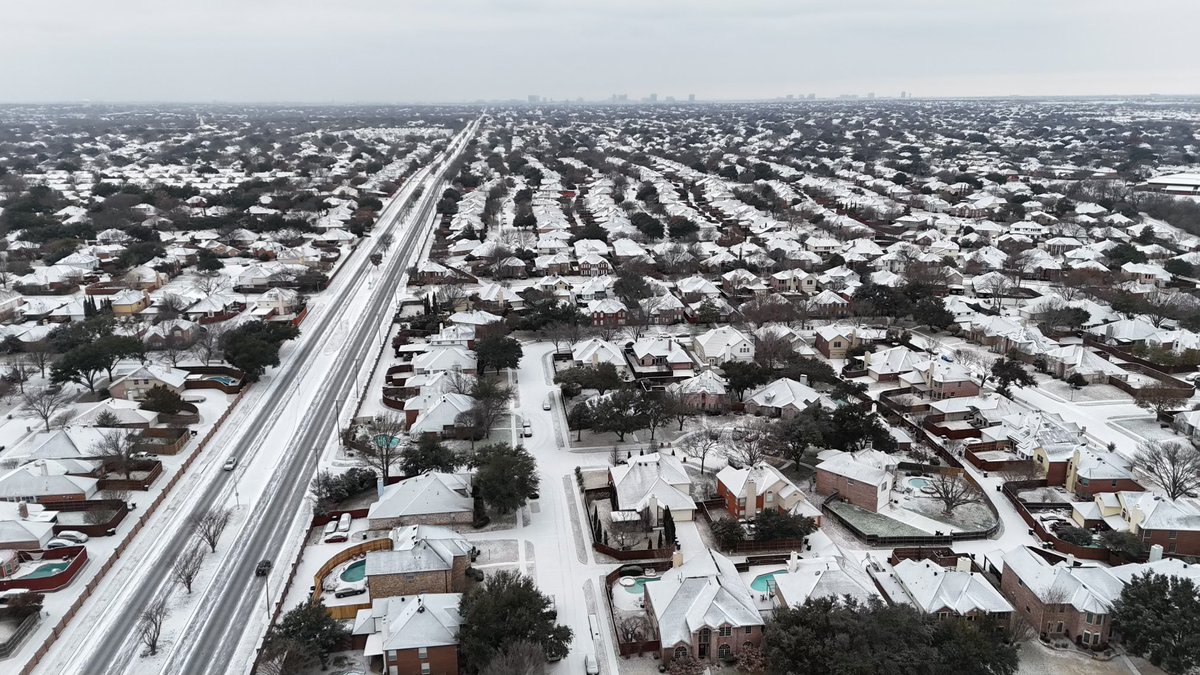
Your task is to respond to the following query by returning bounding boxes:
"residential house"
[0,460,99,503]
[693,326,754,366]
[770,269,817,294]
[899,359,979,400]
[1000,546,1200,649]
[626,337,695,380]
[1173,409,1200,443]
[587,298,627,327]
[814,325,884,360]
[815,449,898,513]
[352,594,462,675]
[1117,492,1200,557]
[665,370,729,412]
[1063,447,1140,499]
[772,554,881,608]
[862,346,920,382]
[110,289,150,315]
[366,472,474,529]
[108,365,189,400]
[142,319,201,349]
[715,462,818,523]
[407,394,476,437]
[365,525,474,599]
[646,550,764,665]
[571,338,628,374]
[744,377,822,419]
[609,453,695,526]
[879,558,1013,622]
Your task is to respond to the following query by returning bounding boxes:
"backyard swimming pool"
[750,569,786,592]
[373,434,401,449]
[21,561,72,580]
[619,576,661,594]
[909,477,930,489]
[341,560,366,583]
[205,375,239,386]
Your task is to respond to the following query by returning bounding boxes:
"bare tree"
[754,332,796,370]
[953,348,996,387]
[727,420,771,468]
[1133,440,1200,500]
[137,595,170,656]
[5,359,32,393]
[618,615,650,643]
[88,429,140,479]
[171,544,205,594]
[22,386,72,432]
[998,459,1043,484]
[192,507,233,553]
[435,283,468,312]
[927,473,984,515]
[359,412,408,483]
[26,342,55,378]
[1133,385,1189,418]
[157,335,189,367]
[677,429,721,475]
[189,323,228,366]
[191,273,231,296]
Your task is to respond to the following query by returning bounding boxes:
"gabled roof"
[367,472,473,520]
[646,550,762,647]
[746,378,821,411]
[609,453,695,512]
[353,593,463,653]
[890,559,1012,615]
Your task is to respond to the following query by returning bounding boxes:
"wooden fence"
[17,386,250,675]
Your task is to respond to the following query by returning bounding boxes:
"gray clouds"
[1,0,1196,102]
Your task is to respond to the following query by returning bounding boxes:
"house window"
[745,626,753,634]
[719,626,732,637]
[718,644,731,658]
[1085,612,1095,624]
[743,641,753,650]
[418,647,428,659]
[674,646,689,659]
[833,341,842,348]
[421,665,430,675]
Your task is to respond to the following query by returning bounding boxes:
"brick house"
[881,558,1013,622]
[366,473,473,530]
[1063,447,1141,499]
[365,525,474,599]
[814,449,897,512]
[1118,491,1200,557]
[899,359,979,400]
[646,550,764,666]
[587,298,627,327]
[744,377,822,419]
[715,462,819,523]
[352,593,462,675]
[1000,546,1200,649]
[665,370,729,412]
[814,325,882,360]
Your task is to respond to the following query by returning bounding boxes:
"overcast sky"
[3,0,1197,103]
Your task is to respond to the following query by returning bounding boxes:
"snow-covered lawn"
[1112,417,1188,443]
[1033,375,1131,403]
[826,501,928,538]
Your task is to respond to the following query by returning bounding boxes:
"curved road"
[37,118,479,675]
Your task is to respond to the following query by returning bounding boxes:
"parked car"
[223,456,238,471]
[45,538,76,550]
[255,559,272,576]
[335,585,367,599]
[543,394,553,410]
[131,452,155,460]
[56,530,89,544]
[522,418,533,437]
[584,654,599,674]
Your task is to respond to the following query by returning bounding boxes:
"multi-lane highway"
[36,118,479,675]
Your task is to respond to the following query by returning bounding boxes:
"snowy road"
[34,119,480,675]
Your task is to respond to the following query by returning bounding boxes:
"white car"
[56,530,89,544]
[44,538,77,550]
[223,457,238,471]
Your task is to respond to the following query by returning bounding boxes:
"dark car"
[255,559,272,576]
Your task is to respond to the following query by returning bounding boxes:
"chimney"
[955,557,972,573]
[1066,554,1076,568]
[18,501,29,519]
[671,550,684,568]
[1149,544,1164,562]
[799,374,809,386]
[745,478,758,516]
[788,550,800,574]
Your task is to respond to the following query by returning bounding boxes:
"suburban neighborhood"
[2,3,1200,674]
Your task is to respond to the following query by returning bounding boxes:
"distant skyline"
[3,0,1198,104]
